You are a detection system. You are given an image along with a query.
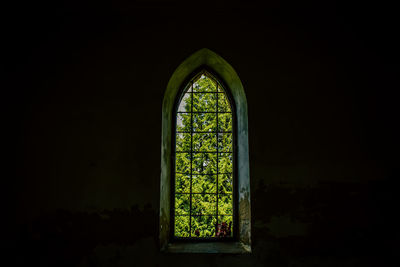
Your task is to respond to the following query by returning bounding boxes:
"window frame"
[171,68,238,242]
[160,48,251,253]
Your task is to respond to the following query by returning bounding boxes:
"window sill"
[164,242,251,254]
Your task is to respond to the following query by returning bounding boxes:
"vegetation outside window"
[160,49,251,253]
[174,71,235,239]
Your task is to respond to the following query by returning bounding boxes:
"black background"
[4,0,399,266]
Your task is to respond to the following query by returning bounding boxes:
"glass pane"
[192,174,216,193]
[175,215,190,237]
[176,133,191,152]
[216,216,233,237]
[192,193,216,215]
[218,133,232,152]
[175,173,190,193]
[218,153,233,173]
[218,194,233,215]
[218,113,232,132]
[175,152,190,174]
[218,174,233,194]
[193,113,217,132]
[175,193,190,215]
[177,113,191,132]
[192,74,217,92]
[192,133,217,152]
[217,83,224,92]
[218,92,231,112]
[178,93,192,112]
[193,93,216,112]
[192,153,217,174]
[191,216,217,237]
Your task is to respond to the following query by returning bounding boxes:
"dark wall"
[6,1,399,266]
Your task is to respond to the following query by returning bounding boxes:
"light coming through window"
[173,71,234,239]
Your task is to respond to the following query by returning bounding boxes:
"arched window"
[173,70,235,239]
[160,49,250,253]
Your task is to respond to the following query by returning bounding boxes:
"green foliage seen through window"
[174,72,233,238]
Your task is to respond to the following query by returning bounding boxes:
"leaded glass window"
[173,70,234,239]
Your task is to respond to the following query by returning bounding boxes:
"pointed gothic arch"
[160,48,251,253]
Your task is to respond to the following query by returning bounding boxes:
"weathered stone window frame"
[160,48,251,253]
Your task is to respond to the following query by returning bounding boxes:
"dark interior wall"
[6,1,399,266]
